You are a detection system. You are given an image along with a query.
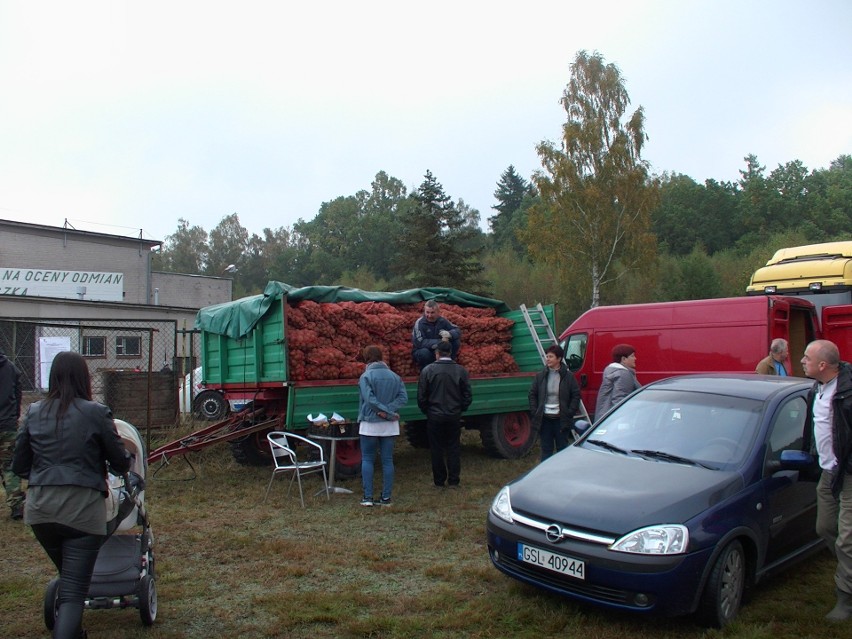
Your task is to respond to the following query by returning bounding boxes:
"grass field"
[0,426,847,639]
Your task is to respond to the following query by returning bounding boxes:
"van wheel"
[404,420,430,448]
[697,540,746,628]
[43,577,60,631]
[193,390,228,421]
[479,412,537,459]
[139,575,157,626]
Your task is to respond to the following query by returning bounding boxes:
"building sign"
[0,267,124,302]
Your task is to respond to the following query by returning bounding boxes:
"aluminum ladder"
[519,303,558,364]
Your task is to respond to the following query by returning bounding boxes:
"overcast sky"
[1,0,850,244]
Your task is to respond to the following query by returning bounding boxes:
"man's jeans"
[816,470,852,594]
[360,435,395,501]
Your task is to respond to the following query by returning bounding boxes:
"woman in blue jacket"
[13,351,130,639]
[357,345,407,507]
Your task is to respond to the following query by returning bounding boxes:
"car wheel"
[697,539,746,628]
[139,574,157,626]
[479,412,537,459]
[193,390,228,421]
[43,577,60,631]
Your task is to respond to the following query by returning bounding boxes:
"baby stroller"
[43,419,157,629]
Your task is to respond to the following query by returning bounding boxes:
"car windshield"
[583,389,763,470]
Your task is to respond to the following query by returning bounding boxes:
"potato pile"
[285,300,518,380]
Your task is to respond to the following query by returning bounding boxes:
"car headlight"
[610,525,688,555]
[490,486,513,524]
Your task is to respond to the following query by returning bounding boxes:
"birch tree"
[523,50,659,308]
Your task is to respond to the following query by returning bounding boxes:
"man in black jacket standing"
[0,348,23,519]
[417,341,472,488]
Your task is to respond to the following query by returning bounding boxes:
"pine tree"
[392,171,485,292]
[489,165,531,253]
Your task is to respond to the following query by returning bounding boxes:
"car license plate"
[518,543,585,580]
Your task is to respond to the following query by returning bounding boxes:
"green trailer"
[150,282,556,471]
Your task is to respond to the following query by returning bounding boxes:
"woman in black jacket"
[13,351,130,639]
[529,345,581,461]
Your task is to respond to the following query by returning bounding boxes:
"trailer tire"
[404,420,430,449]
[230,428,273,466]
[479,412,537,459]
[193,390,229,421]
[333,438,361,479]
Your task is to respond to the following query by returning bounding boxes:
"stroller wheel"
[139,575,157,626]
[43,577,60,631]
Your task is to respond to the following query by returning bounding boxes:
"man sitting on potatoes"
[412,300,461,369]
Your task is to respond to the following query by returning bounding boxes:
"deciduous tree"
[206,213,249,277]
[154,218,209,274]
[523,50,659,308]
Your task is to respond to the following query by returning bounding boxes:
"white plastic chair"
[264,431,330,507]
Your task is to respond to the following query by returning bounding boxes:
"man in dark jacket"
[801,339,852,622]
[417,341,472,487]
[529,345,581,461]
[0,348,23,519]
[412,300,461,369]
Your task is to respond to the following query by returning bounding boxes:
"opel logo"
[545,524,564,543]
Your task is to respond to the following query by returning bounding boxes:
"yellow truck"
[747,241,852,357]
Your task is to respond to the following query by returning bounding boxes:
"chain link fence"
[0,319,202,444]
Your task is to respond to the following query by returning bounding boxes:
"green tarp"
[195,281,512,339]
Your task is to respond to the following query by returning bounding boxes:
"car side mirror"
[768,449,816,472]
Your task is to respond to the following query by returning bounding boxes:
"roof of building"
[0,218,162,247]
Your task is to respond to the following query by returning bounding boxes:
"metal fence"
[0,318,202,439]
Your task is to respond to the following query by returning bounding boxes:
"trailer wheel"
[230,428,273,466]
[404,420,430,449]
[479,412,537,459]
[334,438,361,479]
[43,577,59,631]
[193,390,229,421]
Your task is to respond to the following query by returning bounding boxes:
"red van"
[559,295,818,420]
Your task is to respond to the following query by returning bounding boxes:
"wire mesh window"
[82,335,106,358]
[115,335,142,357]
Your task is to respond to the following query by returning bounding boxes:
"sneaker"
[10,505,23,520]
[448,484,460,490]
[360,498,374,507]
[375,498,392,506]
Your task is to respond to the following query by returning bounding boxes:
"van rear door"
[821,305,852,361]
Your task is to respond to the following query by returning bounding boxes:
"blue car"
[486,375,824,627]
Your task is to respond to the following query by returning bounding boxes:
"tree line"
[153,51,851,327]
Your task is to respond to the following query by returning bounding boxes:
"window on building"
[115,336,142,357]
[82,336,106,358]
